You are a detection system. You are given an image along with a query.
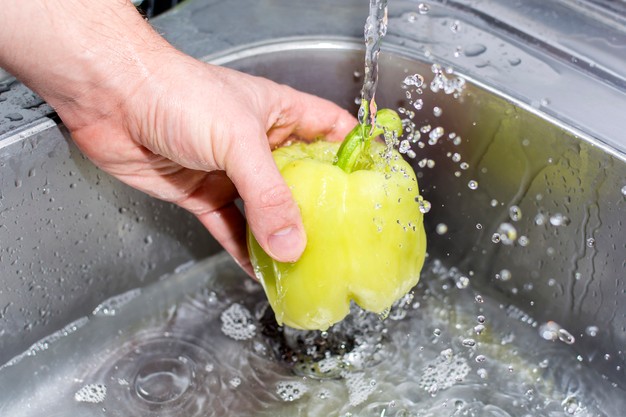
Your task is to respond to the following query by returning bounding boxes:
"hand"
[0,0,356,275]
[70,52,355,275]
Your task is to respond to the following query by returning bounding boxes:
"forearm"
[0,0,171,130]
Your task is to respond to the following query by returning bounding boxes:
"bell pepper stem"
[334,107,403,174]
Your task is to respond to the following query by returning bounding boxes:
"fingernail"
[268,226,305,262]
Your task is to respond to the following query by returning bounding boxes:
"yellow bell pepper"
[247,109,427,330]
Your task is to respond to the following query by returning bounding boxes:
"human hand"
[0,0,356,275]
[70,53,356,275]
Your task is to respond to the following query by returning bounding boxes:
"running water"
[0,253,623,416]
[358,0,388,131]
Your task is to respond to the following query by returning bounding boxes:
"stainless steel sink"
[0,0,624,408]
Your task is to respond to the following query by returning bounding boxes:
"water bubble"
[418,3,429,14]
[476,223,483,230]
[621,185,626,196]
[585,326,599,337]
[276,381,308,402]
[475,355,486,363]
[220,303,256,341]
[586,238,595,247]
[433,328,442,337]
[433,106,442,117]
[467,180,478,190]
[413,98,424,110]
[450,20,461,33]
[518,235,529,246]
[75,384,107,403]
[436,223,448,235]
[345,372,376,406]
[509,205,522,221]
[477,368,488,379]
[475,295,484,303]
[459,162,469,170]
[474,324,485,334]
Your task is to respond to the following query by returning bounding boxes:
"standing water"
[0,253,623,416]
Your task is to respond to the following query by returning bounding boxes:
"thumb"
[225,133,306,263]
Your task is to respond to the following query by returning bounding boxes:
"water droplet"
[585,326,599,337]
[463,44,486,57]
[558,328,575,345]
[467,180,478,190]
[509,205,522,221]
[428,127,444,144]
[496,223,517,245]
[436,223,448,235]
[549,213,570,226]
[450,20,461,33]
[497,269,512,281]
[539,321,561,341]
[403,74,424,88]
[416,197,432,214]
[508,57,522,66]
[455,275,470,289]
[462,338,476,347]
[586,238,595,247]
[418,3,429,14]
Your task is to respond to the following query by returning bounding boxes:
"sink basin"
[0,0,624,414]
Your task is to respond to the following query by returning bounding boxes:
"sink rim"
[202,35,626,162]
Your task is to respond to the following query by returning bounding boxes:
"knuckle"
[256,182,294,211]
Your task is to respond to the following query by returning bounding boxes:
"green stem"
[334,108,403,174]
